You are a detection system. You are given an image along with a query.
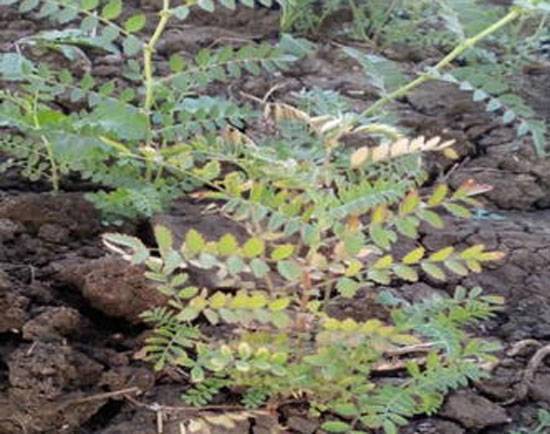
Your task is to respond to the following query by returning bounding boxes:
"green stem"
[361,7,523,117]
[31,93,59,191]
[143,0,171,117]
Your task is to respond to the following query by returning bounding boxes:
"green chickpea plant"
[104,128,506,433]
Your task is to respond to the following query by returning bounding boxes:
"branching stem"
[362,7,523,117]
[143,0,171,117]
[31,93,59,191]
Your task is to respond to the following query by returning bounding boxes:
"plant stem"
[143,0,171,117]
[361,7,523,117]
[32,93,59,191]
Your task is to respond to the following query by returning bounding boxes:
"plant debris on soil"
[1,2,550,433]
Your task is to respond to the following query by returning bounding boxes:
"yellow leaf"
[242,237,265,258]
[184,229,205,255]
[429,246,454,262]
[341,318,359,332]
[403,246,425,264]
[268,298,291,311]
[345,259,363,276]
[238,342,252,359]
[373,254,393,269]
[400,191,420,214]
[188,419,206,433]
[248,292,268,308]
[437,139,456,149]
[466,259,482,273]
[206,414,236,429]
[442,147,459,159]
[208,292,227,309]
[217,233,239,256]
[190,296,208,310]
[266,102,311,124]
[362,319,383,334]
[324,318,341,331]
[371,205,387,224]
[459,244,485,259]
[377,326,396,337]
[271,244,295,261]
[222,126,256,147]
[428,184,448,207]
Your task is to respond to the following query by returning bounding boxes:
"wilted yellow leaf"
[428,184,449,206]
[442,147,459,159]
[429,246,455,262]
[371,205,387,224]
[373,254,393,269]
[400,191,420,214]
[403,246,425,264]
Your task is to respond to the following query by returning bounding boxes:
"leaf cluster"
[0,0,302,219]
[104,124,506,433]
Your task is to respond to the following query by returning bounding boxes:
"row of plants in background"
[282,0,549,154]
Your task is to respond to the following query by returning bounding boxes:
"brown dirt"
[1,3,550,434]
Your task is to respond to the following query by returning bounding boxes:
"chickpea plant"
[105,128,506,433]
[0,1,522,430]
